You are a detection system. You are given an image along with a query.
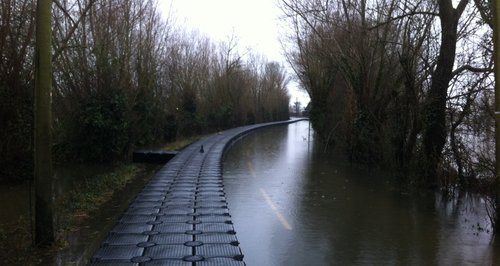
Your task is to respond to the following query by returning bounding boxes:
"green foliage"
[131,90,164,146]
[308,97,332,143]
[75,92,129,162]
[0,90,33,182]
[177,90,203,136]
[348,110,382,165]
[217,105,235,128]
[61,164,139,213]
[163,115,178,142]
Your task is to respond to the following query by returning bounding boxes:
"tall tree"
[34,0,54,245]
[493,0,500,232]
[422,0,469,186]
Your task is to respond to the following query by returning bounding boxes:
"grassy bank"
[56,164,146,232]
[0,163,158,265]
[0,136,206,265]
[162,134,208,151]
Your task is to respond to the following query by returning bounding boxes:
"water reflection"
[223,121,500,266]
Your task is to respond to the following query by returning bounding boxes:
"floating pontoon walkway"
[90,119,307,265]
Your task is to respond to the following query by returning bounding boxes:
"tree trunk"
[34,0,54,245]
[422,0,468,186]
[493,0,500,234]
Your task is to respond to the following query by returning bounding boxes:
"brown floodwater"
[223,120,500,266]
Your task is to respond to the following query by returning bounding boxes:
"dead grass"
[0,163,154,265]
[162,134,209,151]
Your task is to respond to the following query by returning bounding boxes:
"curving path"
[90,119,307,266]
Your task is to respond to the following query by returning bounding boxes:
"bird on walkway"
[200,145,204,153]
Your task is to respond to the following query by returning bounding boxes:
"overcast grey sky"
[158,0,310,107]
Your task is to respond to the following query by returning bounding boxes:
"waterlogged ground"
[2,122,499,265]
[0,164,156,265]
[224,121,500,266]
[0,135,215,265]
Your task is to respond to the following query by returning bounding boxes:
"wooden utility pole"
[34,0,54,245]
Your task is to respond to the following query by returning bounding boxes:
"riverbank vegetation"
[56,164,142,229]
[0,0,290,260]
[0,0,290,184]
[0,130,201,264]
[281,0,494,194]
[280,0,500,232]
[0,162,158,265]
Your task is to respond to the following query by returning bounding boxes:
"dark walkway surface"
[90,119,306,266]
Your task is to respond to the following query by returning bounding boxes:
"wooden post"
[34,0,54,245]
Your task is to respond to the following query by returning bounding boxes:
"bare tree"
[493,0,500,233]
[422,0,470,186]
[3,0,291,184]
[281,0,494,189]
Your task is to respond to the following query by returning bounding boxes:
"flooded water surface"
[223,121,500,266]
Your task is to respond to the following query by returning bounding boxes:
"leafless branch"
[452,65,492,76]
[53,0,98,61]
[368,11,439,30]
